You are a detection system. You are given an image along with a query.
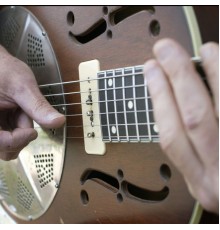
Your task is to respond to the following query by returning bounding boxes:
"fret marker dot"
[111,126,117,134]
[153,124,159,133]
[127,101,133,109]
[108,78,113,87]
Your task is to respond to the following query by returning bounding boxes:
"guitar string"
[38,68,145,89]
[35,124,159,140]
[36,57,202,139]
[35,121,157,129]
[43,83,147,98]
[38,57,202,89]
[51,93,150,108]
[64,107,153,118]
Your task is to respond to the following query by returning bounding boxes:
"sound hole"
[67,11,75,25]
[27,33,45,68]
[81,169,119,192]
[80,190,89,205]
[34,153,54,188]
[17,177,35,210]
[117,169,124,180]
[117,193,123,202]
[107,30,112,39]
[149,20,160,37]
[122,181,169,202]
[112,6,155,25]
[160,164,171,181]
[103,6,108,15]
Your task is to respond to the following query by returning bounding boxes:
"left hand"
[143,38,219,213]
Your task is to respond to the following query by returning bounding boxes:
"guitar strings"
[36,57,202,139]
[51,93,150,108]
[35,124,159,140]
[43,83,147,99]
[64,108,154,118]
[38,56,202,90]
[38,68,145,89]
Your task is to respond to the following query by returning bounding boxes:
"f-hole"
[110,6,155,25]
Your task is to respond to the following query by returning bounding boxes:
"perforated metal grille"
[27,33,45,68]
[0,169,9,197]
[17,177,35,211]
[34,154,54,188]
[0,14,20,48]
[0,6,66,221]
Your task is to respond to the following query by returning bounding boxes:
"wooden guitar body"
[0,6,218,224]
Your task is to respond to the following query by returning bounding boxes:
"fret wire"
[104,72,111,141]
[113,71,120,141]
[144,76,152,141]
[132,68,140,141]
[122,68,129,142]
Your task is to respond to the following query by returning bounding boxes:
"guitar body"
[0,6,218,224]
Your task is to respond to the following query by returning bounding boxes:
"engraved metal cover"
[0,6,66,221]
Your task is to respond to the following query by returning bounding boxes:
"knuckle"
[0,151,19,161]
[0,152,11,161]
[31,98,50,121]
[34,98,49,112]
[182,104,208,131]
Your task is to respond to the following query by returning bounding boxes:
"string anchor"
[86,94,93,105]
[87,132,95,138]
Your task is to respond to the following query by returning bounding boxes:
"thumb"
[14,83,66,129]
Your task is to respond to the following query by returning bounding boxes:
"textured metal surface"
[0,6,66,221]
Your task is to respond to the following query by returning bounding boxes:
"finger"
[14,109,34,129]
[153,38,219,167]
[13,73,65,129]
[0,128,37,161]
[200,42,219,117]
[144,59,203,183]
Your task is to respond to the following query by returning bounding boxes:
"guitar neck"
[98,65,159,143]
[79,58,206,154]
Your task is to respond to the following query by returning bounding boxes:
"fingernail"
[200,43,214,60]
[154,39,174,61]
[30,130,38,141]
[46,112,64,122]
[144,60,159,85]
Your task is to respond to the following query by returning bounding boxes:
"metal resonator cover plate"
[0,6,66,221]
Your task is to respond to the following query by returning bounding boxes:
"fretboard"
[98,66,159,143]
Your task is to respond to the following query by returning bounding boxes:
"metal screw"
[55,183,59,188]
[42,31,46,36]
[87,132,95,138]
[61,106,66,113]
[86,110,93,116]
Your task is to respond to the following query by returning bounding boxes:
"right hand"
[0,45,66,161]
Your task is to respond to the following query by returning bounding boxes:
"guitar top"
[0,6,218,224]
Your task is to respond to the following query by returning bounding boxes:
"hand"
[144,39,219,214]
[0,45,65,161]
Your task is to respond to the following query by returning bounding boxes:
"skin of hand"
[0,45,66,161]
[144,39,219,214]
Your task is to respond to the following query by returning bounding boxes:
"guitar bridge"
[79,60,106,155]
